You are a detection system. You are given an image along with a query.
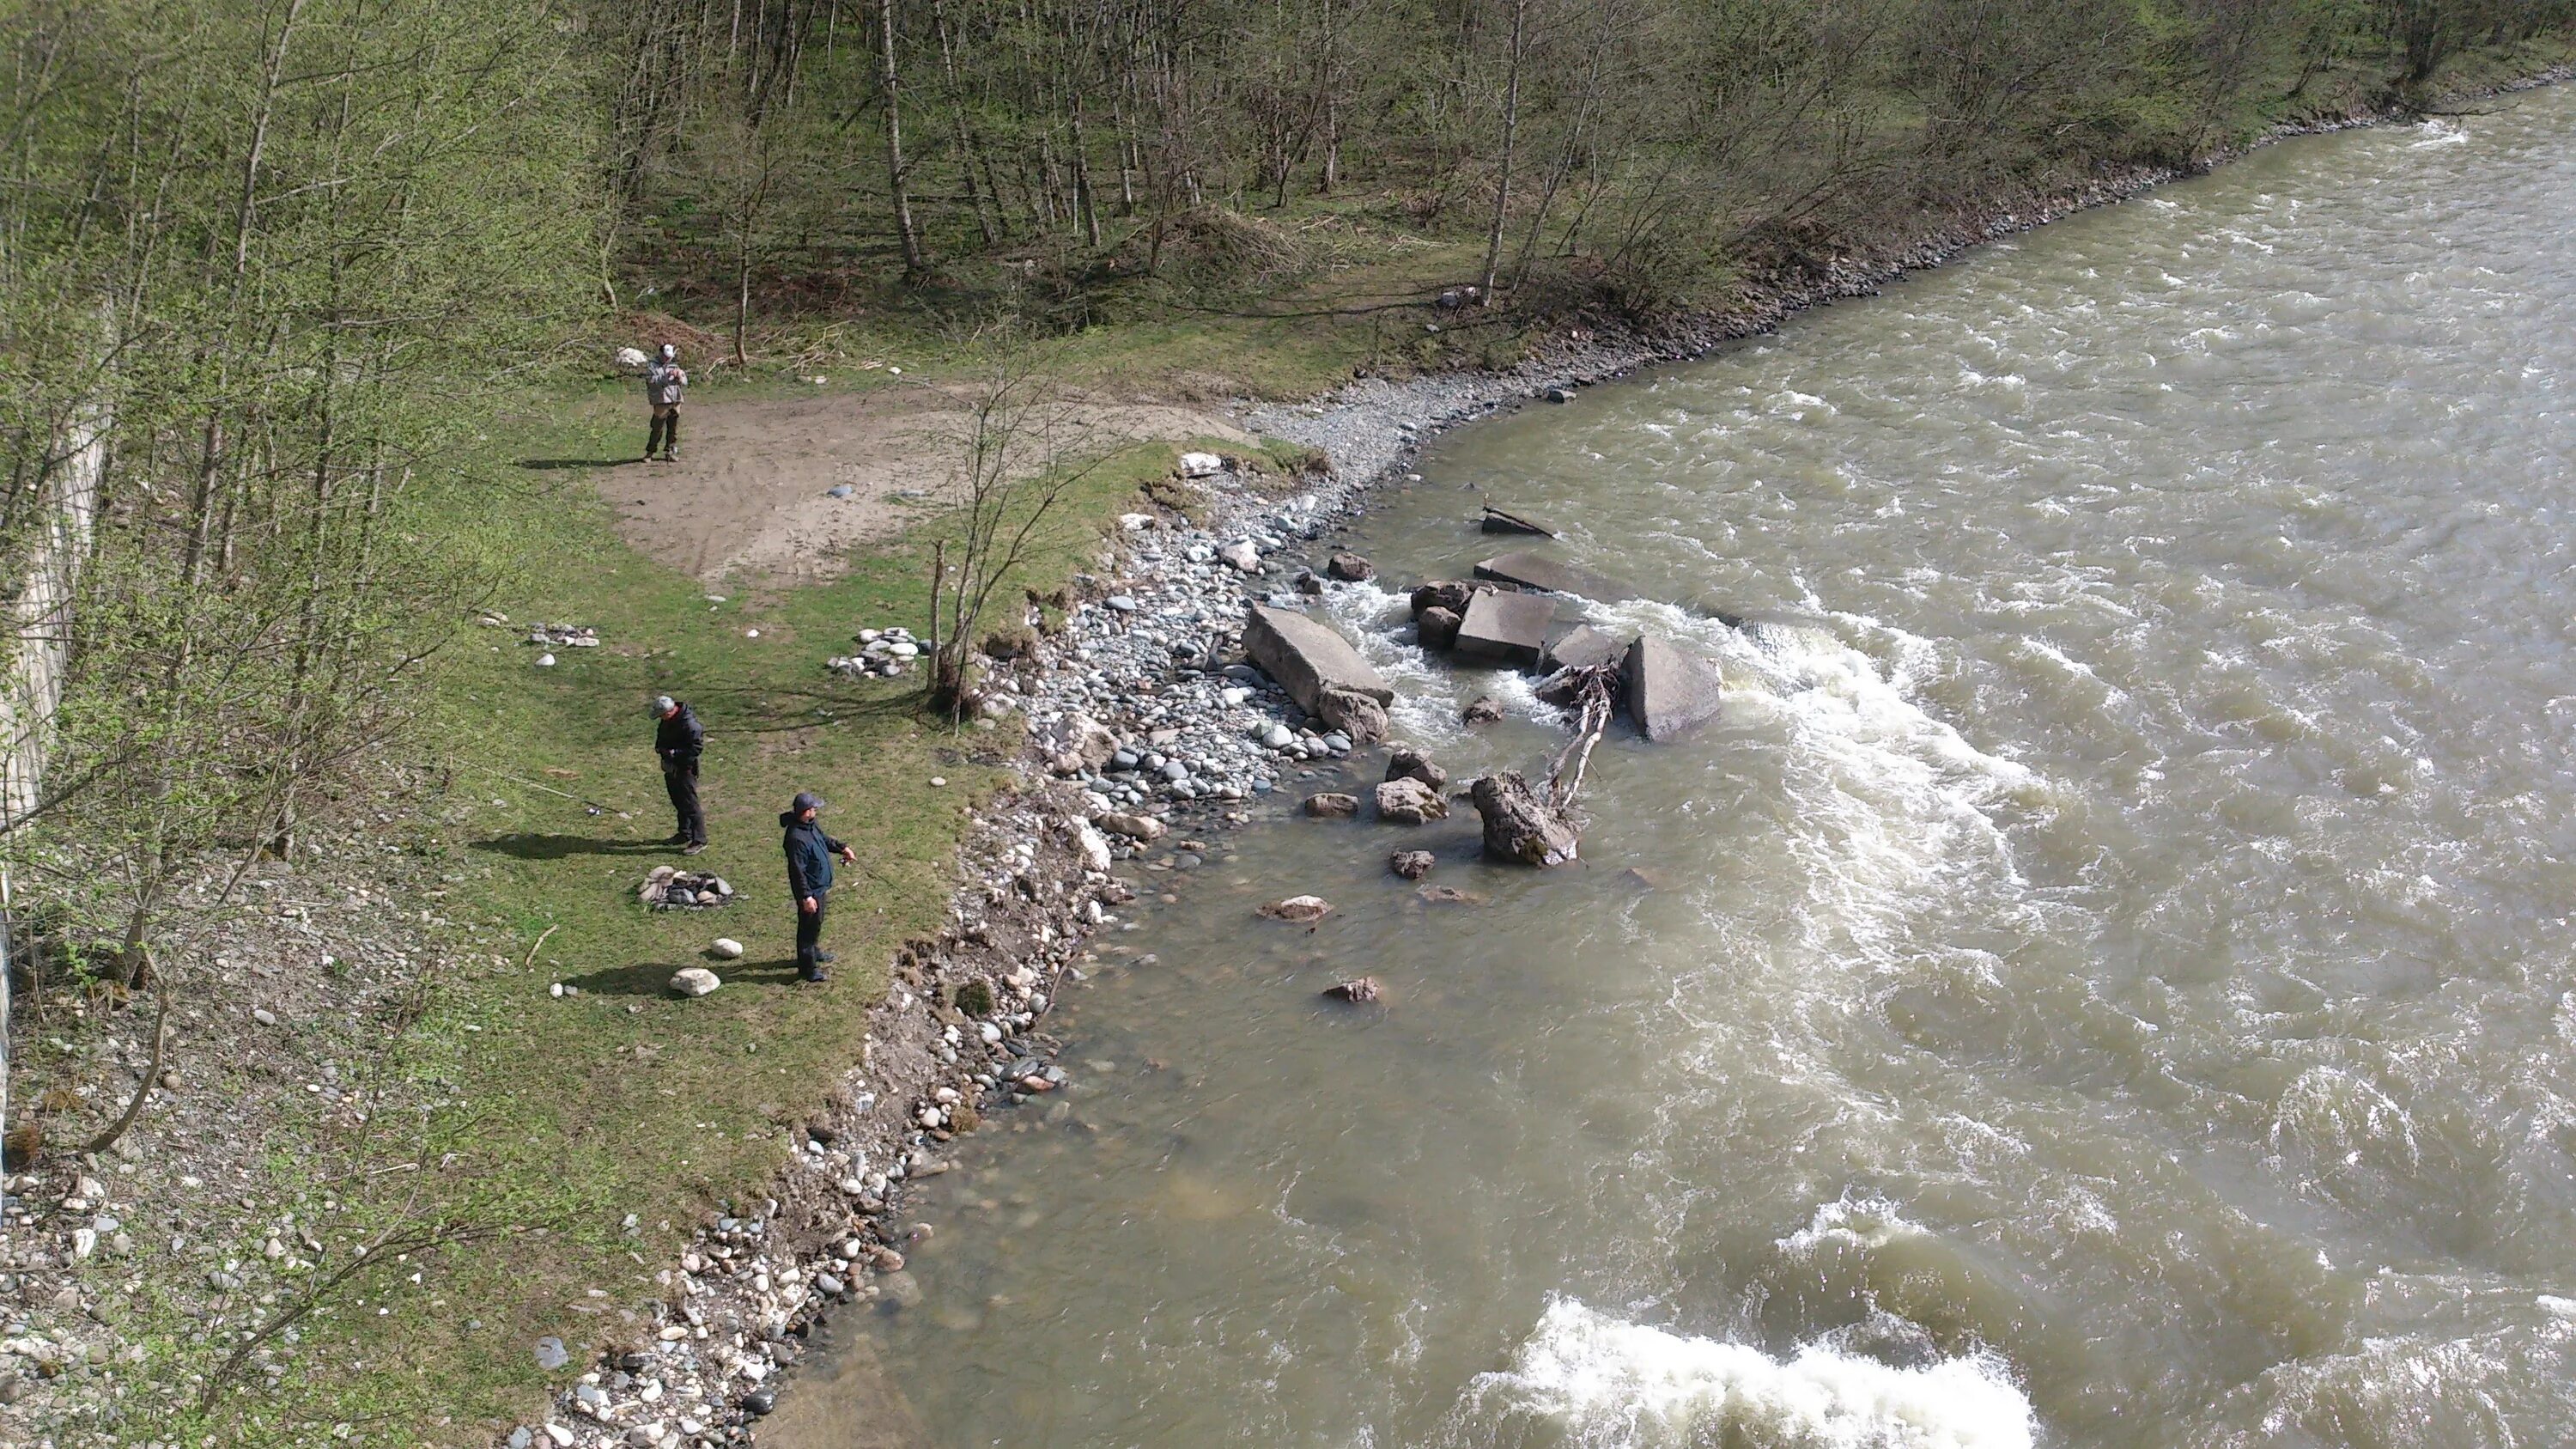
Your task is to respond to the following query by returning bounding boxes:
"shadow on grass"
[518,456,645,471]
[559,956,810,997]
[471,833,671,861]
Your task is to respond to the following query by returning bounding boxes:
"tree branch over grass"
[922,326,1115,720]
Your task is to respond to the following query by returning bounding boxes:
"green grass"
[147,385,1287,1444]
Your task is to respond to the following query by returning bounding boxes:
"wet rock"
[1243,605,1394,717]
[1473,549,1634,602]
[1454,590,1557,669]
[1325,551,1375,581]
[1097,812,1168,842]
[1375,778,1449,825]
[1417,606,1463,652]
[1389,849,1437,880]
[1545,385,1575,403]
[743,1387,779,1416]
[879,1271,926,1309]
[1480,504,1557,537]
[1616,867,1665,892]
[1315,688,1389,746]
[1409,581,1478,617]
[1470,771,1579,866]
[1384,746,1449,790]
[1322,977,1382,1003]
[1461,696,1506,726]
[668,967,721,997]
[1621,635,1724,741]
[1542,624,1626,673]
[1259,895,1334,922]
[1418,885,1488,906]
[1303,792,1362,818]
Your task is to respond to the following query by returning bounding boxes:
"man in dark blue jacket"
[653,696,707,854]
[781,791,856,983]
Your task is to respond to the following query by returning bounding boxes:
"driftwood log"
[1470,663,1618,868]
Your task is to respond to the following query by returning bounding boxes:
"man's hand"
[837,844,858,864]
[801,895,818,915]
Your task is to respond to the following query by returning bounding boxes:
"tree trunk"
[878,0,927,277]
[1479,0,1528,303]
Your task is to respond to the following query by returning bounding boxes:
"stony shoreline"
[510,64,2576,1449]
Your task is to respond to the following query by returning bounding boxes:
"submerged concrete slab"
[1621,635,1723,741]
[1541,624,1626,673]
[1480,505,1557,537]
[1473,550,1634,602]
[1244,604,1394,714]
[1453,590,1558,669]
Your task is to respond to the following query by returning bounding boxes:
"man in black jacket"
[653,696,707,854]
[781,790,856,983]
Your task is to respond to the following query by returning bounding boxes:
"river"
[776,85,2576,1449]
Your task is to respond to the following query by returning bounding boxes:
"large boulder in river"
[1375,777,1449,825]
[1410,581,1479,617]
[1326,551,1375,582]
[1417,606,1463,652]
[1470,772,1579,867]
[1244,605,1393,717]
[1620,636,1723,742]
[1316,687,1389,746]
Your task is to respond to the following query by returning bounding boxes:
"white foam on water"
[1777,1193,1934,1258]
[1449,1300,2036,1449]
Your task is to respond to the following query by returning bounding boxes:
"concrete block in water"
[1243,605,1393,715]
[1473,550,1635,602]
[1620,636,1723,741]
[1453,591,1558,669]
[1541,624,1626,673]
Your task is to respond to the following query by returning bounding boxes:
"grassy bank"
[106,379,1292,1443]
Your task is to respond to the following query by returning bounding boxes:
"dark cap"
[790,791,824,813]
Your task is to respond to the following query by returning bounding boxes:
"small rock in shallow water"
[1323,977,1382,1003]
[1462,696,1506,725]
[1390,849,1437,880]
[1259,895,1332,922]
[1375,777,1448,825]
[1303,792,1360,819]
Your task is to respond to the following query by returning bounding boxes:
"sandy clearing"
[585,385,1252,583]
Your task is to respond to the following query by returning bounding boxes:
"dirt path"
[590,384,1252,583]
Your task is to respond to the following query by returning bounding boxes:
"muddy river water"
[779,86,2576,1448]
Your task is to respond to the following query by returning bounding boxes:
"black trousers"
[647,406,682,457]
[662,762,704,844]
[795,890,829,977]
